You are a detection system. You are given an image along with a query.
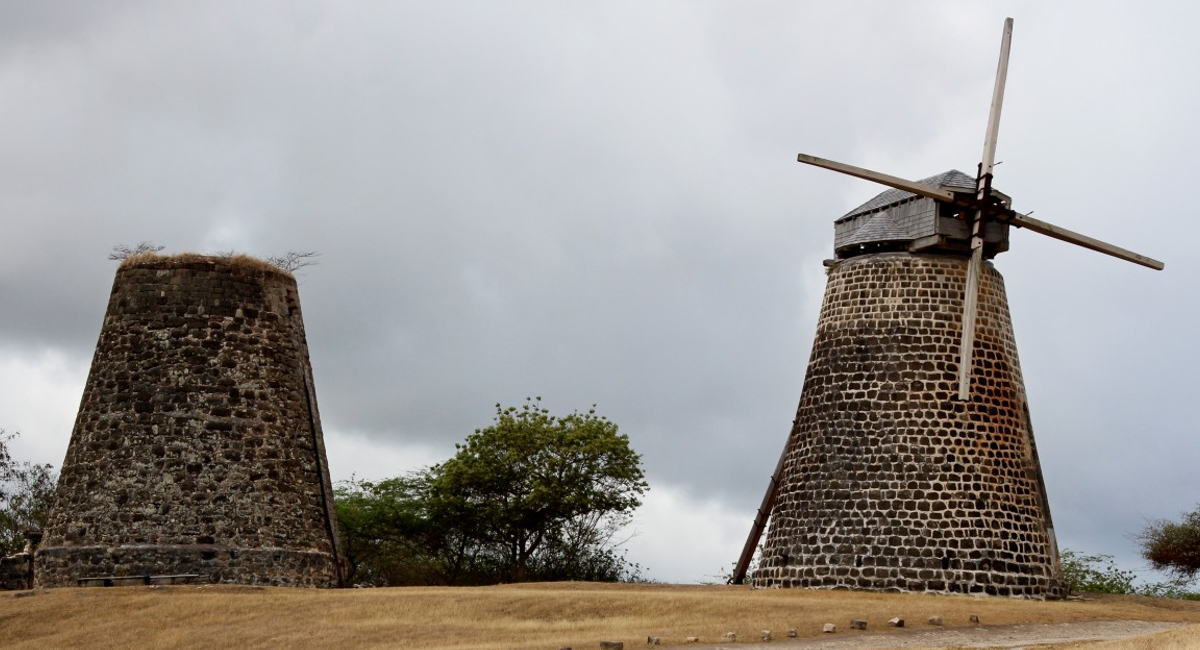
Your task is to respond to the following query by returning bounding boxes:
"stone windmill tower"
[732,19,1163,597]
[35,253,344,587]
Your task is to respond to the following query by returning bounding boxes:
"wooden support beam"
[1008,213,1164,270]
[797,154,955,202]
[731,438,790,585]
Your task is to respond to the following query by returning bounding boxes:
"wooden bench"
[77,574,200,587]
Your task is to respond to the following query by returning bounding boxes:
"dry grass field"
[3,582,1200,650]
[1058,626,1200,650]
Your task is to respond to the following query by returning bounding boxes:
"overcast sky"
[1,1,1196,584]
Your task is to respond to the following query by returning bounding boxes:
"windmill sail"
[742,16,1163,595]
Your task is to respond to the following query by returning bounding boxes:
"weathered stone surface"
[34,255,343,588]
[928,615,944,626]
[850,620,868,631]
[887,617,904,628]
[760,629,772,641]
[0,554,33,590]
[970,614,980,624]
[753,253,1065,599]
[722,632,736,642]
[685,637,700,643]
[599,642,624,650]
[646,636,659,646]
[786,628,798,638]
[822,623,836,633]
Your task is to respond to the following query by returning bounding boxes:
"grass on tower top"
[118,251,293,277]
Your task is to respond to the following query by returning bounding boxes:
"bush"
[1060,549,1200,599]
[1139,504,1200,581]
[0,430,57,556]
[1060,550,1137,594]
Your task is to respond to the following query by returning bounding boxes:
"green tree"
[335,474,438,586]
[334,399,649,585]
[0,430,57,556]
[1140,504,1200,582]
[427,398,647,583]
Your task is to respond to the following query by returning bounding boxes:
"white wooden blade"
[957,246,983,401]
[979,18,1014,178]
[1010,213,1164,270]
[797,154,956,202]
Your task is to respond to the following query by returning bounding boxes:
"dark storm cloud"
[1,1,1197,580]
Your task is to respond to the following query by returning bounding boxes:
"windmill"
[731,18,1162,596]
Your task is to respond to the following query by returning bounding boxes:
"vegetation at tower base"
[1058,549,1200,599]
[335,398,647,586]
[0,431,56,558]
[1060,550,1138,595]
[1141,504,1200,582]
[34,253,344,588]
[752,252,1066,598]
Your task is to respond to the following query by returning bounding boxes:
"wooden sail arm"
[797,154,956,203]
[1006,212,1164,270]
[796,154,1164,271]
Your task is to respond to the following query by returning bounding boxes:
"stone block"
[749,254,1065,600]
[32,255,343,589]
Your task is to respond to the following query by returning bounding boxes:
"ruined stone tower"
[751,172,1066,598]
[36,254,344,587]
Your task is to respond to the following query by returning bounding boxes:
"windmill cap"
[838,170,1009,221]
[832,170,1012,259]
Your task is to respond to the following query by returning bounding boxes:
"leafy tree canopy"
[428,398,647,582]
[334,398,648,586]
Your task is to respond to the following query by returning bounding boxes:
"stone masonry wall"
[753,252,1065,598]
[35,255,343,587]
[0,554,33,590]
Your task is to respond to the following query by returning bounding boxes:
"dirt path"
[686,620,1190,649]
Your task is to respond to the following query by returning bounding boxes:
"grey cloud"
[1,1,1197,578]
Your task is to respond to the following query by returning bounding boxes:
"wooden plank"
[956,247,983,401]
[958,17,1014,402]
[979,18,1014,177]
[1010,213,1164,270]
[731,438,791,585]
[797,154,956,202]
